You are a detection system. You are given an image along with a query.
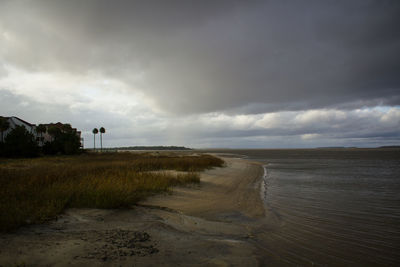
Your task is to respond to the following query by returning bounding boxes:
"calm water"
[208,149,400,266]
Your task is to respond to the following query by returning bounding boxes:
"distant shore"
[106,146,192,151]
[0,155,269,266]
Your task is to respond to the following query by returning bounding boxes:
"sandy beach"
[0,156,271,266]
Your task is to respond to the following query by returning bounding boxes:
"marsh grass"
[0,152,224,231]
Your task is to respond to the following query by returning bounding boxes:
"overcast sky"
[1,0,399,148]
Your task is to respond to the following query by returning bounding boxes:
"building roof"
[11,116,36,126]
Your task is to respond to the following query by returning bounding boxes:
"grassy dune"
[0,152,224,231]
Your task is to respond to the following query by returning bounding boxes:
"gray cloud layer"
[1,0,399,114]
[2,88,399,148]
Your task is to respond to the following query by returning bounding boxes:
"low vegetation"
[0,152,224,231]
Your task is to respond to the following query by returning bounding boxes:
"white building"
[1,116,37,142]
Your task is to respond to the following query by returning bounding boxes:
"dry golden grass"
[0,152,224,231]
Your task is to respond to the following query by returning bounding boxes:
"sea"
[207,149,400,266]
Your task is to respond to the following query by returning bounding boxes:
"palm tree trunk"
[93,134,96,151]
[100,133,103,152]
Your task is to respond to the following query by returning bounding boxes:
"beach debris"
[78,229,158,261]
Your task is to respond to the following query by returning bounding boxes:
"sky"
[0,0,399,148]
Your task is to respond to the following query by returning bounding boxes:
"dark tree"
[58,130,81,154]
[47,126,62,141]
[2,125,39,157]
[62,123,72,133]
[99,127,105,151]
[92,128,98,151]
[0,117,10,143]
[43,124,81,155]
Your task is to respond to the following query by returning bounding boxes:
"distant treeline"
[316,146,400,149]
[316,146,357,149]
[108,146,192,151]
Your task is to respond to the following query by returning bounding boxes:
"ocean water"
[210,149,400,266]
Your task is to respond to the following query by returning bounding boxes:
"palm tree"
[92,128,98,151]
[0,117,10,143]
[99,127,106,152]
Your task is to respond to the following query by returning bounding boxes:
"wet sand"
[0,157,269,266]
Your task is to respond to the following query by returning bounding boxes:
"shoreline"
[0,156,270,266]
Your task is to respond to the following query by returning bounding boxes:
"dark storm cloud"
[1,0,399,114]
